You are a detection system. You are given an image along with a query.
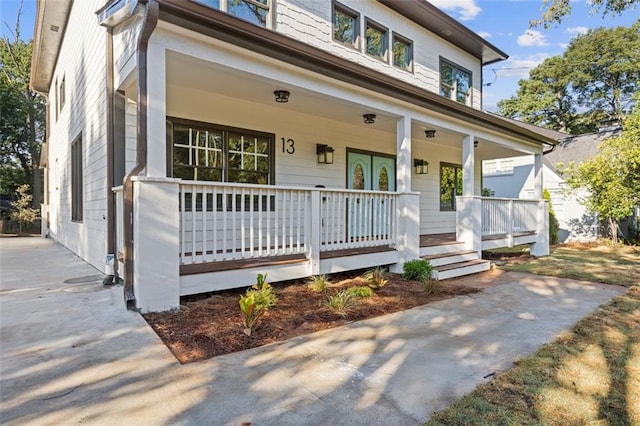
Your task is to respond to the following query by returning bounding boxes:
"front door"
[346,151,395,240]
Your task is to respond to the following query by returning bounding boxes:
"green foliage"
[498,21,640,134]
[365,266,388,289]
[10,184,38,233]
[1,12,45,201]
[325,289,357,318]
[238,273,277,336]
[481,187,495,197]
[346,286,375,299]
[402,259,433,281]
[563,99,640,245]
[531,0,639,29]
[421,279,441,295]
[307,275,329,293]
[543,189,560,245]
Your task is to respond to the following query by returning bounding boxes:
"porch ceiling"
[165,51,399,133]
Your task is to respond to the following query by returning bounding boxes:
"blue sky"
[2,0,638,111]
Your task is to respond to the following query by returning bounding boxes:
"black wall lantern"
[425,129,436,138]
[414,158,429,174]
[363,113,376,124]
[274,90,290,103]
[317,144,335,164]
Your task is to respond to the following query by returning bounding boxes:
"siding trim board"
[155,0,556,147]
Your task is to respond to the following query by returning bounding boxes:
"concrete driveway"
[0,237,625,425]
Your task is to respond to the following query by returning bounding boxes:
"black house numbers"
[281,137,295,155]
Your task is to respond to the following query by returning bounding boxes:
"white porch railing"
[481,198,539,236]
[178,183,399,265]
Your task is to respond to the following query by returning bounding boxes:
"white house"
[31,0,556,312]
[483,122,623,242]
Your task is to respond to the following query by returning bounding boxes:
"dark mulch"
[144,271,480,364]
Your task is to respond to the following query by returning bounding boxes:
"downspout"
[104,27,118,285]
[123,0,159,306]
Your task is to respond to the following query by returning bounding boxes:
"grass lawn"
[497,243,640,287]
[427,285,640,425]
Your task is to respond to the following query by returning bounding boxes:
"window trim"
[332,1,360,50]
[391,32,413,73]
[364,18,388,62]
[439,57,473,106]
[192,0,271,28]
[71,133,83,222]
[167,116,275,185]
[59,74,66,111]
[439,161,462,212]
[345,148,397,191]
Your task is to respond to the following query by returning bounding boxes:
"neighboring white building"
[484,122,623,242]
[31,0,556,312]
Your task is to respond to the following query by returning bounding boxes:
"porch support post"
[530,200,550,256]
[456,196,482,256]
[146,41,166,178]
[309,190,321,275]
[390,192,420,273]
[133,177,180,312]
[396,116,412,192]
[533,152,543,199]
[462,134,475,196]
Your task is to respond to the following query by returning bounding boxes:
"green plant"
[239,273,277,336]
[543,189,560,245]
[366,266,388,289]
[402,259,433,281]
[421,278,441,295]
[10,184,38,234]
[307,275,329,293]
[346,286,375,298]
[325,289,357,318]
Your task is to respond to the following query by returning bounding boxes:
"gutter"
[122,0,159,306]
[104,27,118,285]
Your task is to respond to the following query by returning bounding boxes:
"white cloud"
[560,42,569,49]
[477,31,492,39]
[566,26,589,35]
[517,30,549,47]
[496,53,550,78]
[430,0,482,21]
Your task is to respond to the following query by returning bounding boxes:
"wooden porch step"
[422,250,478,267]
[433,259,491,280]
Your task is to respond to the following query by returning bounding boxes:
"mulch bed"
[144,271,480,363]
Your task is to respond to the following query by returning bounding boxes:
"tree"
[498,22,640,134]
[531,0,640,28]
[543,189,560,245]
[0,4,46,204]
[10,184,38,234]
[562,99,640,245]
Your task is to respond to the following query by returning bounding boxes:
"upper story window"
[59,75,66,111]
[392,33,413,72]
[440,59,472,105]
[365,19,387,60]
[194,0,269,27]
[333,2,359,48]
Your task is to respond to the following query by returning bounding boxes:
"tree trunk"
[31,166,42,207]
[608,217,618,246]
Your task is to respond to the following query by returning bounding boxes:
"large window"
[194,0,269,27]
[169,118,273,185]
[333,2,359,48]
[365,19,387,60]
[71,134,83,222]
[440,162,462,211]
[392,33,413,71]
[440,59,472,105]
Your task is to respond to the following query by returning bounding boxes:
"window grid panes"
[392,33,412,71]
[333,3,359,47]
[71,134,83,222]
[193,0,269,27]
[440,163,462,211]
[440,61,472,105]
[366,20,387,60]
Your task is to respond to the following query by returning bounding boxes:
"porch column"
[146,41,166,178]
[530,200,550,256]
[533,152,543,199]
[462,134,475,196]
[396,116,412,192]
[133,177,180,312]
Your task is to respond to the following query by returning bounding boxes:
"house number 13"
[281,138,295,154]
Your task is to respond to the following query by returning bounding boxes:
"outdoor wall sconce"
[414,158,429,174]
[474,140,479,148]
[317,144,335,164]
[363,114,376,124]
[273,90,290,103]
[425,129,436,138]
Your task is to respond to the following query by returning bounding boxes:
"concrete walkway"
[0,237,626,425]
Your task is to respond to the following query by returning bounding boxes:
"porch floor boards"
[482,231,537,241]
[180,253,307,276]
[420,233,459,247]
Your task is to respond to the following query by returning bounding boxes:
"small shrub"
[326,289,357,318]
[346,286,375,298]
[366,266,388,289]
[308,275,329,293]
[402,259,433,281]
[421,278,441,295]
[10,184,38,234]
[543,189,560,245]
[239,273,277,336]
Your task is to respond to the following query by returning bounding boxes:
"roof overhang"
[377,0,508,65]
[30,0,73,93]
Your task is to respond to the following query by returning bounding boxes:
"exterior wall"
[276,0,482,109]
[46,0,108,269]
[113,15,143,89]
